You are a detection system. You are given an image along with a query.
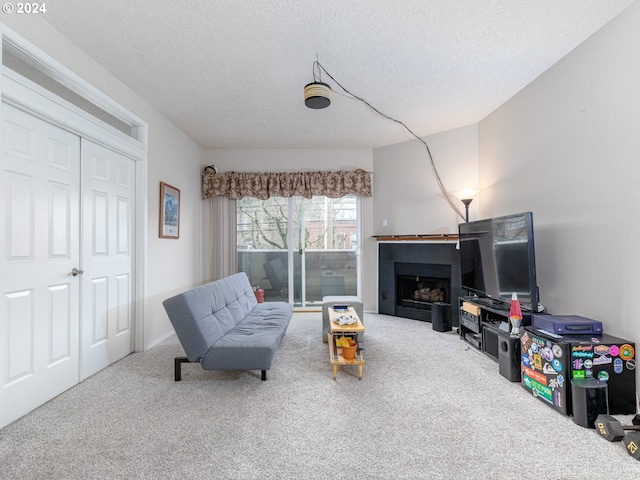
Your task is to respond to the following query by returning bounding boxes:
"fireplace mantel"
[372,234,458,242]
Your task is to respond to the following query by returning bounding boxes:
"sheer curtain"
[209,196,237,280]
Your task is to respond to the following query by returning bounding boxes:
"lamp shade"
[304,82,332,109]
[454,188,478,201]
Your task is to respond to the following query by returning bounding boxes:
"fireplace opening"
[396,274,450,310]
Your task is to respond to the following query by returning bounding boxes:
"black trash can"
[571,378,608,428]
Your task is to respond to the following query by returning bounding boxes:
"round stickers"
[620,344,635,361]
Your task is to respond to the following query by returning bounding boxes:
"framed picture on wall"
[159,182,180,238]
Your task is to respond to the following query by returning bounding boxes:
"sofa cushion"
[202,302,292,370]
[163,272,258,363]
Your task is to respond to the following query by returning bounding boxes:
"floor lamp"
[454,189,478,223]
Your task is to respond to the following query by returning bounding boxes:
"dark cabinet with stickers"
[521,326,636,415]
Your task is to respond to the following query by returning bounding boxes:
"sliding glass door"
[237,195,359,307]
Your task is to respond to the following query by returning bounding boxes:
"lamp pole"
[461,198,473,223]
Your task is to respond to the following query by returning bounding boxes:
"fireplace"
[378,242,461,325]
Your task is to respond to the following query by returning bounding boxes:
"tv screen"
[458,212,538,312]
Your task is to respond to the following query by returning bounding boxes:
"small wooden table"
[328,307,365,380]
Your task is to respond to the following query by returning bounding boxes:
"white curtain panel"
[210,196,238,280]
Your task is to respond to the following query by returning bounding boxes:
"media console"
[459,297,531,367]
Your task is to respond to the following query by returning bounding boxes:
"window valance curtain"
[202,170,372,200]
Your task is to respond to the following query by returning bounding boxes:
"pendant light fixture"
[304,81,332,109]
[304,60,332,109]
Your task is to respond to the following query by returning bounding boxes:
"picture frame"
[159,182,180,238]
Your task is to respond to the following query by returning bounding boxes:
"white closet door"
[0,104,81,428]
[80,139,134,379]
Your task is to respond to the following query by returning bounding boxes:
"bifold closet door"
[0,104,81,429]
[80,139,134,380]
[0,106,136,428]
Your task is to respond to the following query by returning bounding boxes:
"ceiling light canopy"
[304,81,332,109]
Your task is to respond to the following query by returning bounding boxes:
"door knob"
[71,268,84,276]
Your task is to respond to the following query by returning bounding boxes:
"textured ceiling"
[42,0,635,149]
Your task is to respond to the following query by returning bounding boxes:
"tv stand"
[459,296,531,362]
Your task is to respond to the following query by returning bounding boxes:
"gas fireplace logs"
[413,287,445,303]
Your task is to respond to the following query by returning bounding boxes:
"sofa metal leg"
[175,356,190,381]
[261,370,267,381]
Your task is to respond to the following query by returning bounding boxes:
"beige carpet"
[1,312,638,479]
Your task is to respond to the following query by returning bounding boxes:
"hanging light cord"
[313,60,465,221]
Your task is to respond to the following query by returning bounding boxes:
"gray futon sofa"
[162,272,293,381]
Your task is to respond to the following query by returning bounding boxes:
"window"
[237,195,360,307]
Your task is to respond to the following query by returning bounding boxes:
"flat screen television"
[458,212,539,312]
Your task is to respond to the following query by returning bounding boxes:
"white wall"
[372,124,479,235]
[145,124,205,347]
[479,1,640,350]
[205,148,373,174]
[205,149,376,309]
[1,17,206,349]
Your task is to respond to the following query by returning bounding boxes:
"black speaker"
[432,303,452,332]
[571,378,608,428]
[498,335,521,382]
